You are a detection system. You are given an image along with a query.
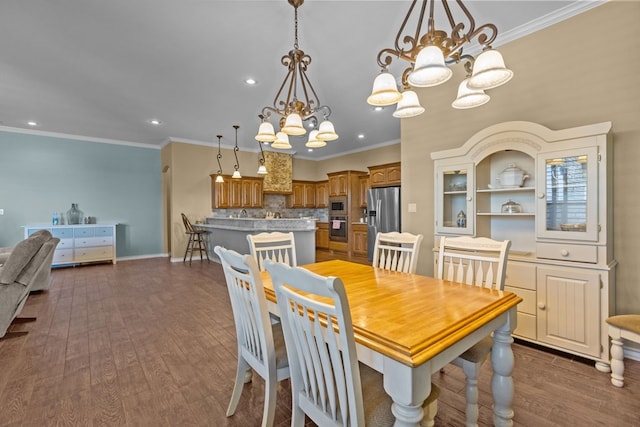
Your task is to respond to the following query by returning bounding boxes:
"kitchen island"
[199,217,317,264]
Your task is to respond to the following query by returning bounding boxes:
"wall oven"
[329,216,348,242]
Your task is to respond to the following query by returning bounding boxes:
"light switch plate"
[408,203,417,213]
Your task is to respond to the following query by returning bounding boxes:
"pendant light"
[271,132,292,150]
[257,141,268,175]
[232,125,241,179]
[215,134,224,183]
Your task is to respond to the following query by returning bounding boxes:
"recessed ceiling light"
[245,78,257,85]
[147,119,163,126]
[373,106,384,112]
[358,134,365,139]
[308,148,313,152]
[27,120,38,126]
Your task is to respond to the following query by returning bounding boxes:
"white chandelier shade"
[407,46,453,88]
[271,132,292,149]
[257,164,268,175]
[468,49,513,90]
[393,90,425,118]
[255,121,277,142]
[316,120,338,141]
[305,130,327,148]
[367,72,402,106]
[281,113,306,135]
[452,78,490,109]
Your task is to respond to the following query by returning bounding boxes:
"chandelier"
[255,0,338,148]
[367,0,514,118]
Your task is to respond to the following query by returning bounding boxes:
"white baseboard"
[624,345,640,362]
[117,253,169,262]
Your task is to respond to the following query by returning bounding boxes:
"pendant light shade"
[467,49,513,90]
[452,78,490,109]
[215,174,224,183]
[231,170,242,179]
[281,113,306,135]
[305,130,327,148]
[367,72,402,106]
[255,121,277,142]
[271,132,292,149]
[316,120,338,141]
[392,90,425,118]
[408,46,453,88]
[257,165,268,175]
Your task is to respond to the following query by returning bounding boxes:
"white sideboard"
[24,224,117,266]
[431,121,615,370]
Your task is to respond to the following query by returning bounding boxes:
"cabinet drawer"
[74,227,95,238]
[505,286,536,315]
[94,226,113,237]
[536,242,598,263]
[75,236,114,248]
[74,246,113,262]
[52,228,74,238]
[513,312,536,340]
[56,238,74,250]
[505,263,536,290]
[53,249,74,264]
[27,227,51,236]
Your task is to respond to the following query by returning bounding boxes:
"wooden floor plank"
[0,256,638,426]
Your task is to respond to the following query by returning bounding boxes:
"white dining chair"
[247,232,297,272]
[214,246,290,427]
[372,231,424,273]
[436,235,511,427]
[264,259,439,427]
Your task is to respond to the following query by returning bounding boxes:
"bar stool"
[181,213,209,264]
[607,314,640,387]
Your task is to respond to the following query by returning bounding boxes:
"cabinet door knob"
[537,193,545,199]
[538,303,546,310]
[560,249,569,257]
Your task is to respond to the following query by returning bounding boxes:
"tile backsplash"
[212,194,328,221]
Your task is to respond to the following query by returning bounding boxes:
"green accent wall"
[0,131,162,258]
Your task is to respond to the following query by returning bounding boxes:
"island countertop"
[202,217,317,231]
[199,217,317,264]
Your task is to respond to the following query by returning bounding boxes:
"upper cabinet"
[358,175,369,208]
[328,173,348,196]
[368,162,401,188]
[211,175,263,209]
[315,181,329,208]
[287,181,316,208]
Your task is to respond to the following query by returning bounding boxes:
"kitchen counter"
[199,217,317,264]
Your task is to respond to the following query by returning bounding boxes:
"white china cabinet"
[431,121,615,370]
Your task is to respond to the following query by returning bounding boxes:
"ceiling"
[0,1,602,160]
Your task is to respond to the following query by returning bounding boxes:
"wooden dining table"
[260,259,522,427]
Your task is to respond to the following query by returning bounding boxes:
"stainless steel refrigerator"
[367,186,401,260]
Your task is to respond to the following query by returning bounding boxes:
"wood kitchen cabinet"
[358,175,369,208]
[431,121,614,370]
[315,181,328,208]
[287,181,316,208]
[316,222,329,249]
[368,162,401,188]
[211,175,263,209]
[351,223,368,257]
[328,173,348,196]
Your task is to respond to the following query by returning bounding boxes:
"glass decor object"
[67,203,84,225]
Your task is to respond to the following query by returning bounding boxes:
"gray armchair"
[0,230,59,339]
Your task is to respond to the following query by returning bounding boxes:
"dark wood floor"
[1,255,638,426]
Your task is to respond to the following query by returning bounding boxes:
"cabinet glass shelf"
[477,212,535,216]
[476,187,535,193]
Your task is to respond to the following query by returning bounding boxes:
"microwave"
[329,197,347,215]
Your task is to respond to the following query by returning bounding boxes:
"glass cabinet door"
[536,147,598,241]
[436,164,474,235]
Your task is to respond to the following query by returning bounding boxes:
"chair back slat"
[372,232,424,274]
[265,260,364,426]
[247,232,297,272]
[436,236,511,290]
